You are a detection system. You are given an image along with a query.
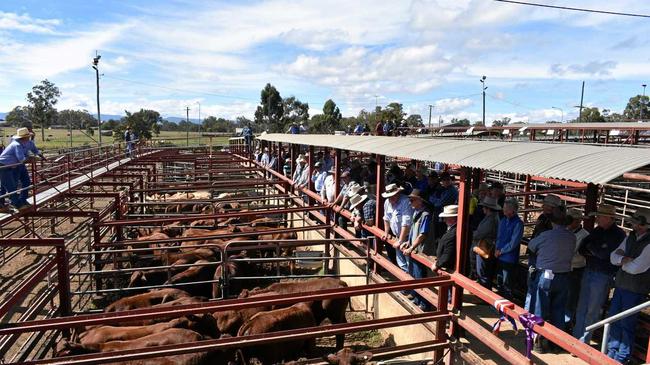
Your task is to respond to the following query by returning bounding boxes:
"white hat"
[349,194,368,210]
[347,183,363,197]
[439,205,459,218]
[381,183,403,198]
[14,127,31,139]
[296,154,306,163]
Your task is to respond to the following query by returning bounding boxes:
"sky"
[0,0,649,125]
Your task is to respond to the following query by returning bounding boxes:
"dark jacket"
[615,232,650,294]
[580,224,627,275]
[436,223,457,271]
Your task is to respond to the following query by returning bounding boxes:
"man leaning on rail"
[0,128,37,212]
[606,208,650,363]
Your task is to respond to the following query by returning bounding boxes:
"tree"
[623,95,650,120]
[579,107,605,123]
[310,99,342,133]
[492,116,511,127]
[281,96,309,128]
[405,114,423,127]
[159,120,179,131]
[450,118,470,126]
[103,119,122,131]
[383,103,406,125]
[202,116,235,133]
[254,83,284,132]
[26,79,61,141]
[5,106,31,127]
[115,109,161,141]
[57,109,97,129]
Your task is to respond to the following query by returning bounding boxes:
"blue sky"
[1,0,649,124]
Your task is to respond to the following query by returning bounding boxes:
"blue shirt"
[409,209,431,244]
[0,139,27,166]
[429,185,458,212]
[383,195,413,237]
[496,214,524,264]
[25,139,40,156]
[528,225,576,273]
[312,170,327,192]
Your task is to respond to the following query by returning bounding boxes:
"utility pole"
[374,95,379,125]
[92,52,102,145]
[196,101,201,145]
[480,76,487,126]
[186,107,190,146]
[428,104,433,131]
[578,81,585,123]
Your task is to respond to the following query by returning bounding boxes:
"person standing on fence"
[242,123,253,152]
[17,125,46,205]
[124,126,136,157]
[0,128,34,211]
[572,204,626,344]
[606,208,650,363]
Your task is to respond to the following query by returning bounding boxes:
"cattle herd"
[54,190,369,364]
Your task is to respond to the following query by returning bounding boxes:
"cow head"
[128,270,147,288]
[185,313,221,339]
[55,339,96,357]
[326,348,373,365]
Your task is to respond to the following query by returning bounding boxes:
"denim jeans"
[565,267,585,327]
[572,269,613,343]
[535,272,569,331]
[606,288,645,363]
[0,166,20,207]
[476,255,495,289]
[407,256,430,310]
[396,249,408,272]
[496,260,516,300]
[17,164,31,203]
[524,269,538,312]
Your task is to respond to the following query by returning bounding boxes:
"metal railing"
[586,299,650,353]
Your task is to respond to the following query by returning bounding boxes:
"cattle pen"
[0,135,649,365]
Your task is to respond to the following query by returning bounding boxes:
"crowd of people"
[0,126,45,213]
[255,146,649,363]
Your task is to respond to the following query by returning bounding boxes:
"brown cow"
[243,278,349,349]
[165,259,217,297]
[237,302,316,364]
[105,288,190,312]
[326,348,373,365]
[212,291,278,336]
[57,328,203,355]
[212,254,256,299]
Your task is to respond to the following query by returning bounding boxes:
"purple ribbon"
[492,311,519,335]
[518,313,544,359]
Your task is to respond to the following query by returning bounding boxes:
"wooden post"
[450,167,471,336]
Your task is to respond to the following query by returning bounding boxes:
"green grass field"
[0,128,231,151]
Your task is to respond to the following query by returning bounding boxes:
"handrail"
[585,299,650,353]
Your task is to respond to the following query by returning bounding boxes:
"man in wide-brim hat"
[572,203,627,344]
[473,196,502,289]
[432,205,458,272]
[0,127,34,211]
[381,183,412,272]
[606,207,650,363]
[565,208,590,327]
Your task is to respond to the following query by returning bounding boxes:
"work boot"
[533,338,547,354]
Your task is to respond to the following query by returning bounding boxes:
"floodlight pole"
[92,53,102,146]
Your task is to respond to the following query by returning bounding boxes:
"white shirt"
[321,174,336,202]
[610,233,650,275]
[571,227,590,269]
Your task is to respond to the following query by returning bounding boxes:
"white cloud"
[0,11,60,34]
[434,98,474,113]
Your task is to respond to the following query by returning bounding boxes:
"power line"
[493,0,650,18]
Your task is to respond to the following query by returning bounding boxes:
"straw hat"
[14,127,31,139]
[296,154,306,163]
[543,194,562,208]
[408,188,425,201]
[439,205,459,218]
[314,161,323,167]
[347,183,363,197]
[630,207,650,225]
[381,183,403,198]
[588,204,617,218]
[349,194,368,210]
[478,196,502,211]
[567,208,585,221]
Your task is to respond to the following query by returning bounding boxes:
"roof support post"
[290,143,295,178]
[523,175,531,223]
[334,149,341,200]
[307,145,315,206]
[451,167,471,336]
[375,154,386,231]
[584,183,598,231]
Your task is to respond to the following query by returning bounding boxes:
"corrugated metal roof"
[257,134,650,184]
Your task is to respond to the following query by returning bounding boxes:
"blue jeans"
[565,267,584,327]
[407,256,430,309]
[396,248,408,273]
[496,260,515,300]
[535,271,569,331]
[572,269,612,343]
[476,256,495,289]
[0,166,20,207]
[524,269,538,312]
[17,164,31,203]
[606,288,645,363]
